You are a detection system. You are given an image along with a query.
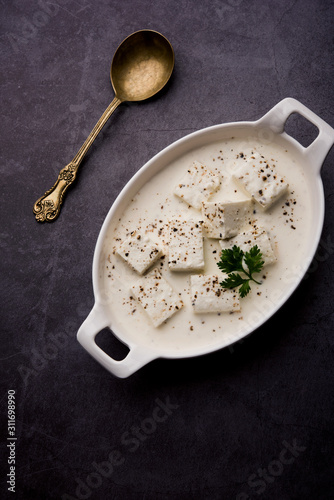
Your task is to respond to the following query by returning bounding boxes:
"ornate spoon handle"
[33,96,122,222]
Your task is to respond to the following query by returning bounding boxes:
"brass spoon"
[33,30,174,222]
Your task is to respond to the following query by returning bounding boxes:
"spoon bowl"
[111,30,174,102]
[33,30,174,222]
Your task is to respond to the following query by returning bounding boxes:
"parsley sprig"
[217,245,264,298]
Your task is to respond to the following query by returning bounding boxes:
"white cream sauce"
[101,135,313,355]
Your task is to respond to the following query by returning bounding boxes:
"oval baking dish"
[77,98,334,378]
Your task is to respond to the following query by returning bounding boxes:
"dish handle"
[77,303,156,378]
[258,97,334,170]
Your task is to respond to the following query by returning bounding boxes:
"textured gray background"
[1,0,334,499]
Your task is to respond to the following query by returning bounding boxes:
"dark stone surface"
[1,1,334,499]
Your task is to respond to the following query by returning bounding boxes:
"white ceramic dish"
[77,98,334,378]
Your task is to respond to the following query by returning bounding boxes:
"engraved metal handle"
[33,96,122,222]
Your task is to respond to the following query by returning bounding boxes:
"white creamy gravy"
[102,135,313,356]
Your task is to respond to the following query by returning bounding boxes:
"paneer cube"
[232,152,288,209]
[131,269,184,327]
[219,228,276,266]
[168,220,204,271]
[202,199,252,239]
[173,161,221,210]
[190,275,240,313]
[117,232,163,275]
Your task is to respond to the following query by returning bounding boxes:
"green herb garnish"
[217,244,264,298]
